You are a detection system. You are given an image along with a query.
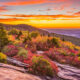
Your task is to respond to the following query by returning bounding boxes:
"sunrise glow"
[0,0,80,28]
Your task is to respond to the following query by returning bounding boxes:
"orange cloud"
[39,8,52,12]
[1,0,46,6]
[0,15,80,29]
[3,14,80,19]
[0,6,8,12]
[74,11,80,16]
[0,0,68,6]
[53,2,72,11]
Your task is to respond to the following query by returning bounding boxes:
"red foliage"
[3,45,18,57]
[44,47,80,67]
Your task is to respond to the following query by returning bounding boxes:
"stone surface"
[54,61,80,80]
[0,63,42,80]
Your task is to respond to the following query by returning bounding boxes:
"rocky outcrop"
[54,62,80,80]
[0,63,42,80]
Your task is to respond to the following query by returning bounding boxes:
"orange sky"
[0,0,80,28]
[0,15,80,28]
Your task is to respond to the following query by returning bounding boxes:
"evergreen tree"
[0,26,9,51]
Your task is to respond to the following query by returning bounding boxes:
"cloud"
[0,6,9,12]
[53,3,71,11]
[53,7,64,11]
[39,8,52,12]
[0,0,68,6]
[67,11,73,14]
[2,14,80,19]
[1,0,47,6]
[74,11,80,16]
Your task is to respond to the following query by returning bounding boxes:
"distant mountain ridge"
[0,23,49,35]
[0,23,80,46]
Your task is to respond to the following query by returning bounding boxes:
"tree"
[23,31,31,43]
[0,26,9,51]
[30,31,39,38]
[16,30,22,40]
[8,28,18,35]
[51,37,60,47]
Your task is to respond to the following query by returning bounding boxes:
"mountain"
[0,23,80,46]
[0,23,49,35]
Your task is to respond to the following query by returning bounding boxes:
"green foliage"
[60,51,67,56]
[30,56,54,77]
[0,26,9,51]
[51,37,60,47]
[23,36,31,43]
[18,47,28,59]
[16,30,22,40]
[77,53,80,57]
[0,52,7,63]
[8,29,18,35]
[23,31,31,43]
[70,53,75,56]
[2,46,9,53]
[78,57,80,61]
[62,38,65,41]
[30,31,39,38]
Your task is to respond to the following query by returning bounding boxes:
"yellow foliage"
[62,41,75,49]
[25,44,28,48]
[0,52,7,63]
[8,35,15,41]
[14,40,22,44]
[32,35,49,43]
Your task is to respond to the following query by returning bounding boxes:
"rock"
[54,61,80,80]
[46,76,51,80]
[0,63,42,80]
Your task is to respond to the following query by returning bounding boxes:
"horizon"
[0,0,80,28]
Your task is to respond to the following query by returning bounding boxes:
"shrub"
[2,45,18,57]
[47,39,52,48]
[77,53,80,57]
[70,53,75,56]
[30,31,39,38]
[51,37,60,47]
[78,57,80,61]
[62,41,75,50]
[18,47,28,59]
[23,36,31,43]
[36,42,49,51]
[8,29,18,35]
[61,52,68,56]
[28,42,36,53]
[0,26,9,51]
[16,30,23,40]
[28,56,56,77]
[0,52,7,63]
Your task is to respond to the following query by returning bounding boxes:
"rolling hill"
[0,23,49,35]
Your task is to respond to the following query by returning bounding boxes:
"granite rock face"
[0,63,42,80]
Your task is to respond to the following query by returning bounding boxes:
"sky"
[0,0,80,28]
